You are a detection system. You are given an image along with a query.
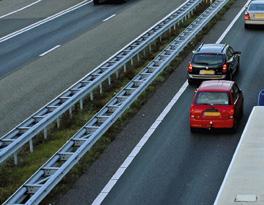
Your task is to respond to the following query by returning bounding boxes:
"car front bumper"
[190,118,234,129]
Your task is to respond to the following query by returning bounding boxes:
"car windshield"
[248,3,264,11]
[195,92,230,105]
[192,54,224,65]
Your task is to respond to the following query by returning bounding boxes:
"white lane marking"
[0,0,93,44]
[39,45,60,56]
[103,14,116,22]
[0,0,42,19]
[92,1,250,204]
[216,0,250,44]
[92,81,188,205]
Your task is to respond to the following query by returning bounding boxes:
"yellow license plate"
[204,112,220,117]
[255,13,264,19]
[200,70,215,75]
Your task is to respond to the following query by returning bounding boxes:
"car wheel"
[93,0,100,5]
[188,78,195,86]
[190,127,198,133]
[226,72,232,80]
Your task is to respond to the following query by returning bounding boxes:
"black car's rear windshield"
[192,54,224,65]
[249,3,264,11]
[195,92,230,105]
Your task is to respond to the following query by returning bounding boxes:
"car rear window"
[195,92,230,105]
[249,3,264,11]
[192,54,224,65]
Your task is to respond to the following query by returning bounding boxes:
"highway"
[0,0,186,136]
[99,1,264,205]
[1,0,263,204]
[53,0,264,204]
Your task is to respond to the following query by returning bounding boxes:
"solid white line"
[39,45,60,56]
[0,0,42,19]
[103,14,116,22]
[92,1,250,204]
[0,0,92,44]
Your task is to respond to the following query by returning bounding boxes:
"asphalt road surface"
[102,1,264,205]
[54,0,262,204]
[0,0,186,136]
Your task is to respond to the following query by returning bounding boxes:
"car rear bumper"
[190,118,234,129]
[245,20,264,25]
[188,74,226,80]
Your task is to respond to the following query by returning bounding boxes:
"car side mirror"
[227,58,233,63]
[233,51,241,55]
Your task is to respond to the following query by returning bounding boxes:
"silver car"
[244,0,264,28]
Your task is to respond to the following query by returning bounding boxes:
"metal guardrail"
[0,0,203,165]
[4,0,230,204]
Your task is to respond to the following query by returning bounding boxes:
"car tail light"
[188,64,193,72]
[228,108,234,119]
[190,107,200,119]
[244,12,250,20]
[222,64,228,73]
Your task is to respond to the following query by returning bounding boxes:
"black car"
[187,44,241,85]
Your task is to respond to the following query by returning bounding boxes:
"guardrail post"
[137,54,140,63]
[44,128,48,139]
[115,71,119,79]
[130,58,134,66]
[108,77,111,86]
[69,107,73,119]
[143,49,146,57]
[90,92,94,101]
[123,64,127,73]
[14,152,18,165]
[79,99,83,110]
[99,84,103,95]
[56,118,60,128]
[29,140,33,153]
[149,44,152,52]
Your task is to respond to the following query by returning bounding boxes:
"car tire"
[190,127,198,133]
[188,78,195,86]
[93,0,100,5]
[244,24,250,29]
[226,72,232,80]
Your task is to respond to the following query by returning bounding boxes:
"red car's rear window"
[195,92,230,105]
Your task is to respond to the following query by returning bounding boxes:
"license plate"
[204,112,220,117]
[200,70,215,75]
[255,13,264,19]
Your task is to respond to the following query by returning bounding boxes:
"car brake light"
[244,12,250,20]
[188,64,193,72]
[229,108,234,119]
[222,64,228,73]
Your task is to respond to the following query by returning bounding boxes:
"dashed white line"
[103,14,116,22]
[0,0,92,44]
[39,45,60,56]
[92,0,250,204]
[0,0,42,19]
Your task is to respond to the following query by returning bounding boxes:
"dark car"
[187,44,241,85]
[190,80,243,132]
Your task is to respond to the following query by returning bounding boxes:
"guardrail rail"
[0,0,203,165]
[4,0,230,204]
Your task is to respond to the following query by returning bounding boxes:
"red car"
[190,80,243,132]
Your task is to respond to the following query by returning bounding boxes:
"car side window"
[232,84,240,102]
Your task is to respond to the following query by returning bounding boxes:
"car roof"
[195,44,227,54]
[197,80,234,92]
